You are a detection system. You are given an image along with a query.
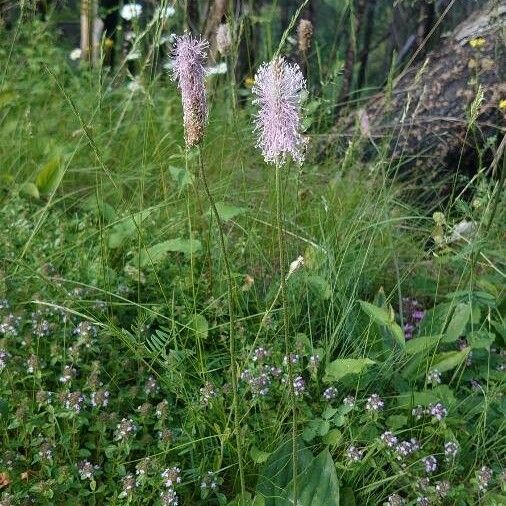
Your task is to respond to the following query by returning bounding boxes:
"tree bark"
[338,0,367,105]
[326,1,506,196]
[356,0,377,92]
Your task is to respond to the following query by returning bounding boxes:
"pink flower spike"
[252,57,307,166]
[171,34,209,148]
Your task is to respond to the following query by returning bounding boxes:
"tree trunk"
[356,0,377,92]
[326,1,506,198]
[415,0,436,59]
[338,0,367,105]
[186,0,200,33]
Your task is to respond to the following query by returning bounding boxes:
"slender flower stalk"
[253,56,307,504]
[172,34,245,499]
[172,34,209,148]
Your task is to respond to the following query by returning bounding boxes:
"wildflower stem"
[275,165,298,503]
[197,146,245,500]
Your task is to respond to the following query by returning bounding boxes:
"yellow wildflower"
[244,76,255,88]
[499,99,506,111]
[469,37,486,49]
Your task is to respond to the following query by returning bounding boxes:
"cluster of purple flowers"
[422,455,438,473]
[115,418,137,441]
[394,438,421,461]
[78,460,99,480]
[402,297,425,340]
[346,446,365,462]
[412,402,448,421]
[160,466,182,505]
[365,394,384,412]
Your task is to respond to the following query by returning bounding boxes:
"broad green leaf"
[256,438,313,506]
[405,335,442,355]
[322,429,342,445]
[169,165,194,191]
[359,301,391,326]
[443,303,471,343]
[136,238,202,267]
[108,210,152,249]
[35,157,63,194]
[340,487,356,506]
[306,275,332,300]
[417,302,452,336]
[285,450,339,506]
[20,182,39,199]
[397,385,457,409]
[431,348,470,373]
[324,358,376,382]
[251,446,271,464]
[208,201,247,221]
[189,314,208,340]
[467,331,495,350]
[359,300,405,348]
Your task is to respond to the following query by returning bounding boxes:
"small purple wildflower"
[90,389,109,408]
[252,57,307,166]
[410,438,421,452]
[412,405,426,419]
[172,34,209,147]
[444,441,459,459]
[63,391,85,413]
[435,480,450,497]
[395,441,415,460]
[292,375,305,396]
[346,446,364,462]
[381,431,398,448]
[343,395,355,407]
[477,466,493,491]
[387,494,405,506]
[429,402,447,421]
[200,382,218,405]
[145,375,159,395]
[323,387,338,401]
[366,394,384,412]
[78,460,99,480]
[59,365,76,384]
[115,418,137,441]
[160,488,178,506]
[283,353,299,365]
[0,349,10,370]
[252,347,270,362]
[427,369,441,385]
[416,496,430,506]
[161,466,182,488]
[201,470,219,490]
[422,455,438,473]
[308,354,320,368]
[119,474,136,498]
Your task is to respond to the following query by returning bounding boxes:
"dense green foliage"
[1,8,505,506]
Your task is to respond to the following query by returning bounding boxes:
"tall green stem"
[275,165,298,502]
[198,146,245,500]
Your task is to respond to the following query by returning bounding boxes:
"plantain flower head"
[216,23,231,55]
[172,34,209,147]
[252,57,307,166]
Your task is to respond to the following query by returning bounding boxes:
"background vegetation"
[0,1,505,505]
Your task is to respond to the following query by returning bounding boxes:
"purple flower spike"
[252,57,307,166]
[172,34,209,147]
